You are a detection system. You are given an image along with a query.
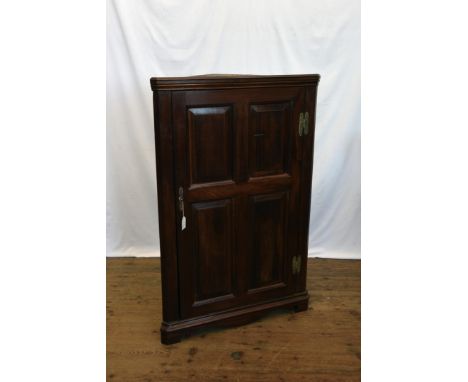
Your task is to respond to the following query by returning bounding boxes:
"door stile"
[171,91,192,316]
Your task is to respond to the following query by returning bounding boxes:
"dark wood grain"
[150,74,320,91]
[296,85,319,293]
[107,257,361,382]
[188,105,233,185]
[151,75,319,343]
[186,199,234,316]
[248,102,291,177]
[248,192,288,289]
[153,91,180,322]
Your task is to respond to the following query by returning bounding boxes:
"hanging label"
[178,187,186,231]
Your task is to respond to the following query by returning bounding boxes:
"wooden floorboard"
[107,258,360,382]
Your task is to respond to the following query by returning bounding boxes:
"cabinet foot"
[294,299,309,313]
[160,329,184,345]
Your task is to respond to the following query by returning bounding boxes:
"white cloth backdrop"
[107,0,360,259]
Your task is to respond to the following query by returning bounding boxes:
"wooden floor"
[107,258,360,382]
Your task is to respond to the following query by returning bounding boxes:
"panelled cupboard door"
[173,87,306,319]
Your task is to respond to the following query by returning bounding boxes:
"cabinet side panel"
[296,84,319,292]
[154,90,180,321]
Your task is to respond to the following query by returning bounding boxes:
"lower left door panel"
[178,197,239,318]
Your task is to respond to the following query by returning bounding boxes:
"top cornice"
[150,74,320,91]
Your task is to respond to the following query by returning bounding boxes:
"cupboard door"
[173,87,304,318]
[242,90,304,304]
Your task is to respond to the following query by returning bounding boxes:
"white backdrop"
[107,0,360,259]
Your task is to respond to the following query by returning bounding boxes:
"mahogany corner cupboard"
[150,74,320,344]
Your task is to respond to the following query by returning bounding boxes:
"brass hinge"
[303,112,309,136]
[298,112,309,137]
[298,113,304,136]
[292,256,302,275]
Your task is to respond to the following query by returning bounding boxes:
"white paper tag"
[181,216,186,230]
